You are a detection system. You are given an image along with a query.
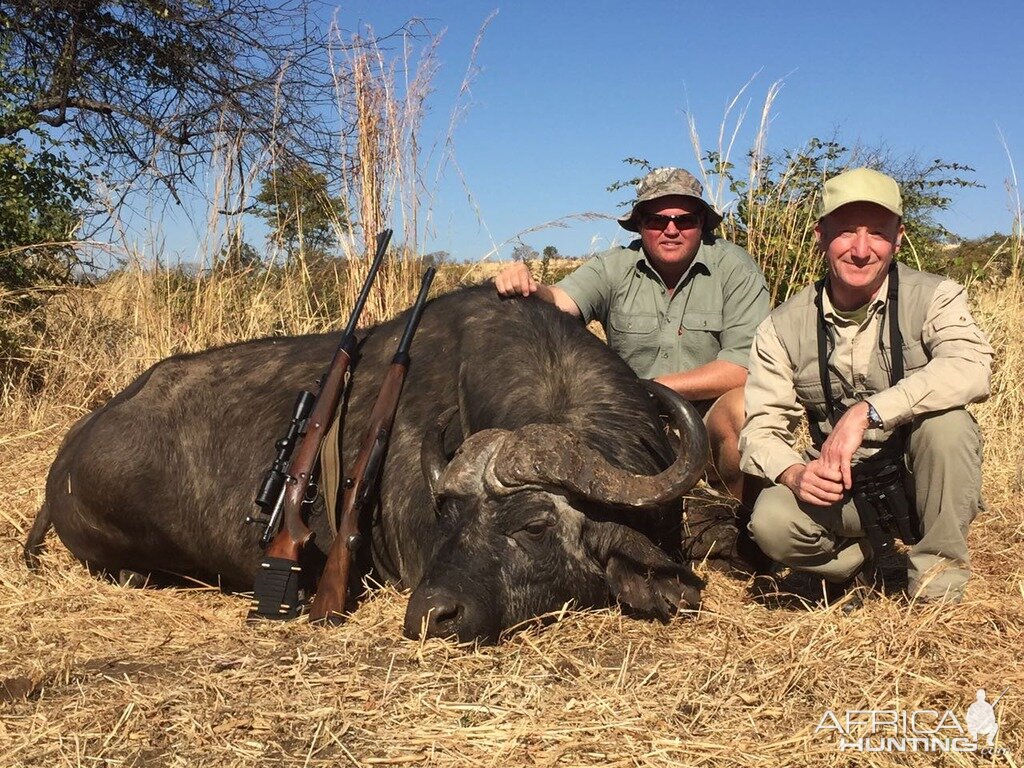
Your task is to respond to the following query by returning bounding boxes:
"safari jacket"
[739,262,993,484]
[557,238,770,379]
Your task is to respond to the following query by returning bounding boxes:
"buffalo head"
[404,382,709,642]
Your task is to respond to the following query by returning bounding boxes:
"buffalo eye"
[513,518,553,543]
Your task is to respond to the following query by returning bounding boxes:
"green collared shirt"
[556,238,770,378]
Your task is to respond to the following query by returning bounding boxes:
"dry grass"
[2,265,1023,767]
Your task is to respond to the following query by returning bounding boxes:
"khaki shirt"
[556,238,770,379]
[739,267,993,484]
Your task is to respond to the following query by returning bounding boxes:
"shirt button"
[662,352,669,359]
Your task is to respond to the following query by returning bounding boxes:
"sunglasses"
[640,213,702,231]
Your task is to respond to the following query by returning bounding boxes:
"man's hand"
[778,461,845,506]
[493,263,582,317]
[495,262,538,298]
[818,401,870,490]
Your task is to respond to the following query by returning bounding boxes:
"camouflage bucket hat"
[617,167,724,234]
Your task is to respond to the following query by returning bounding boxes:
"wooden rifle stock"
[309,266,437,623]
[248,229,392,621]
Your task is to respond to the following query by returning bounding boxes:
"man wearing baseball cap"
[495,167,770,508]
[738,167,993,605]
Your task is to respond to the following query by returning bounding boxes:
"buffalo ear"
[586,521,704,621]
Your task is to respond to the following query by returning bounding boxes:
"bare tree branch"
[0,0,404,194]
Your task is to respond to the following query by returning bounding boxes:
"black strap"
[815,262,903,426]
[813,278,836,421]
[886,264,904,382]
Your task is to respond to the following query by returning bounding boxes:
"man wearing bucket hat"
[738,167,993,605]
[496,167,771,505]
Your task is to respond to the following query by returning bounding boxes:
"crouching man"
[738,167,993,603]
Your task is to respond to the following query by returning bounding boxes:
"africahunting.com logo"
[815,687,1011,755]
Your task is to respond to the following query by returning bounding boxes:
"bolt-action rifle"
[309,266,436,623]
[247,229,392,620]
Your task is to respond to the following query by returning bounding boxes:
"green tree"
[539,245,559,283]
[253,158,345,262]
[0,132,88,291]
[0,36,91,292]
[942,232,1016,284]
[0,127,89,390]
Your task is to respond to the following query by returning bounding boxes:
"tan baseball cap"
[820,167,903,219]
[617,167,723,233]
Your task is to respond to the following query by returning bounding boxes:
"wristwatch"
[865,402,883,429]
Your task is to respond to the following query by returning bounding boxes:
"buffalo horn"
[490,381,709,508]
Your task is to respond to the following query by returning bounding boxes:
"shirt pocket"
[607,311,660,375]
[794,376,825,416]
[678,310,724,365]
[900,340,930,373]
[793,376,832,447]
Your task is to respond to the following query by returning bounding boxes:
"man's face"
[816,202,903,304]
[638,195,705,276]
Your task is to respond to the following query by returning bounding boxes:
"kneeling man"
[738,167,993,603]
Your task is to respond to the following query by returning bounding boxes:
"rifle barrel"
[393,267,436,364]
[342,229,392,340]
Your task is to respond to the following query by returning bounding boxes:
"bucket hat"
[617,167,723,233]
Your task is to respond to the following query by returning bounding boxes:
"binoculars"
[850,456,921,557]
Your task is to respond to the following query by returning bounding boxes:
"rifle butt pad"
[248,556,305,621]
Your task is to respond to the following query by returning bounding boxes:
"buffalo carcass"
[25,285,708,642]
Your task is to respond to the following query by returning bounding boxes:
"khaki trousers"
[748,409,983,602]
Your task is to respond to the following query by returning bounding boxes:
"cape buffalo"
[25,285,708,642]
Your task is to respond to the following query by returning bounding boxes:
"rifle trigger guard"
[303,481,319,503]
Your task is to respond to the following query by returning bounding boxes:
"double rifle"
[246,229,435,622]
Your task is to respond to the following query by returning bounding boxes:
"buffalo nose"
[403,587,466,640]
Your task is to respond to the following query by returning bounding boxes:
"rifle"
[309,266,437,623]
[247,229,392,621]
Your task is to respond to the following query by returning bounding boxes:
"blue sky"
[154,0,1024,264]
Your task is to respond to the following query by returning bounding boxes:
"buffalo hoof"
[683,492,773,577]
[118,569,150,588]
